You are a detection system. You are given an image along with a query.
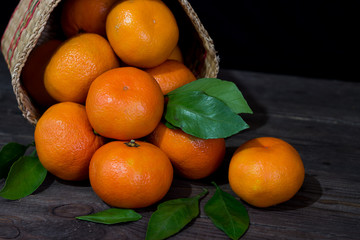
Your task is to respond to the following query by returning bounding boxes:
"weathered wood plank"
[1,172,359,239]
[1,54,360,239]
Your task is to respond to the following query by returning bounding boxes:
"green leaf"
[168,78,253,114]
[165,91,249,139]
[76,208,142,224]
[0,142,28,178]
[204,182,249,240]
[163,120,178,129]
[146,189,208,240]
[0,156,47,200]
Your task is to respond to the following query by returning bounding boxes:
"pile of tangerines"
[21,0,305,210]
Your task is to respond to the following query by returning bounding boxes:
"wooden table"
[1,53,359,239]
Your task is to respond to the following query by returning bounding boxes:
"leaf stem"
[211,181,219,189]
[26,142,35,148]
[196,188,209,200]
[29,150,37,157]
[124,140,140,147]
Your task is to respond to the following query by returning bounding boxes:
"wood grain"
[1,54,360,239]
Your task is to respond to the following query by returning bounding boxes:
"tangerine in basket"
[44,33,119,103]
[61,0,118,37]
[21,39,61,110]
[168,45,183,63]
[34,102,105,181]
[86,67,164,140]
[89,140,173,208]
[228,137,305,208]
[148,122,226,180]
[106,0,179,68]
[145,60,196,95]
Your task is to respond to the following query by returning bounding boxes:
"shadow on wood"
[56,177,91,187]
[200,146,237,186]
[32,173,55,195]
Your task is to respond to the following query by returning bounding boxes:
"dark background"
[1,0,358,81]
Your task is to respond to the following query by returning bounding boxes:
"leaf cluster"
[76,183,249,240]
[164,78,252,139]
[0,142,47,200]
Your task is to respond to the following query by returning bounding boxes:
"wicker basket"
[1,0,219,125]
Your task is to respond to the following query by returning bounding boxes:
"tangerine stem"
[125,140,140,147]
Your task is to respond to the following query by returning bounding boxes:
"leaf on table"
[165,91,249,139]
[168,78,253,114]
[0,142,29,179]
[76,208,142,224]
[0,155,47,200]
[204,182,249,240]
[145,189,208,240]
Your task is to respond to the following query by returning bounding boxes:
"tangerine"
[86,67,164,140]
[228,137,305,208]
[34,102,105,181]
[61,0,118,37]
[44,33,119,103]
[21,39,61,110]
[148,122,226,179]
[89,140,173,208]
[145,60,196,95]
[168,45,183,63]
[106,0,179,68]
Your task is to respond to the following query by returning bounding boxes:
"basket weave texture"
[1,0,219,125]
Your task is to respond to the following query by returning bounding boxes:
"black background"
[1,0,358,81]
